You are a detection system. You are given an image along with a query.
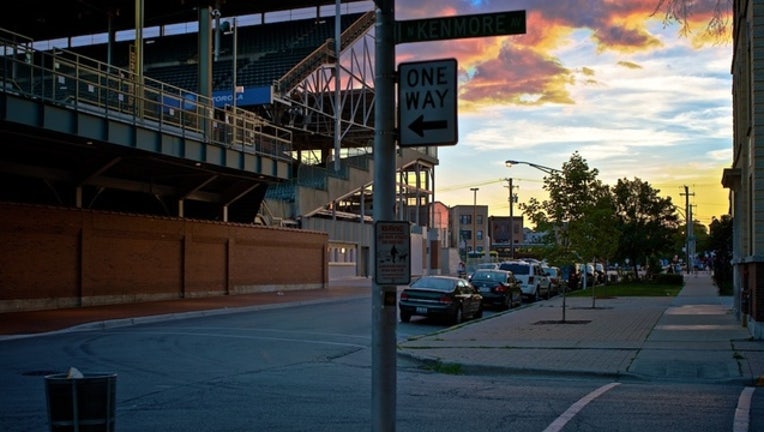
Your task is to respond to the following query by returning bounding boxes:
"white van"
[498,260,551,301]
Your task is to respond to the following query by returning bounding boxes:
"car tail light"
[439,295,453,304]
[400,292,409,301]
[494,284,507,293]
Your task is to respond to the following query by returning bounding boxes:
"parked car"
[469,269,522,310]
[543,265,563,295]
[498,260,551,301]
[466,262,500,280]
[577,263,598,287]
[399,275,483,324]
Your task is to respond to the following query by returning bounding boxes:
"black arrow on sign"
[408,114,448,137]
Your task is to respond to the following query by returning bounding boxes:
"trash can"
[44,372,117,432]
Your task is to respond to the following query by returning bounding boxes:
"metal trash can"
[44,372,117,432]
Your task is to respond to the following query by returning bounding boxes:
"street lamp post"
[505,159,561,175]
[505,159,572,321]
[470,187,479,255]
[505,159,562,254]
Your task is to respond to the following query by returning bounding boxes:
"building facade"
[725,0,764,338]
[449,204,489,257]
[488,215,525,258]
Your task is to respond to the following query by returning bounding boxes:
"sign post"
[370,8,527,431]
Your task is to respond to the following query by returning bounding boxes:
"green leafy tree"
[520,152,619,268]
[708,215,733,293]
[671,220,711,268]
[612,178,680,280]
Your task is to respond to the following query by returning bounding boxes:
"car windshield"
[471,271,504,282]
[410,277,455,291]
[500,263,530,275]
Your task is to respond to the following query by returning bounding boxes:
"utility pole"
[681,185,695,274]
[470,187,479,254]
[503,178,517,258]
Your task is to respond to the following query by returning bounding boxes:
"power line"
[436,177,542,193]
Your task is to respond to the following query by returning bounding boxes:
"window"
[328,245,356,264]
[459,214,471,225]
[477,230,483,240]
[477,215,483,225]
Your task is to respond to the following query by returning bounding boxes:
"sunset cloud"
[390,0,733,226]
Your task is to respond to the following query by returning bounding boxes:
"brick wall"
[0,202,328,312]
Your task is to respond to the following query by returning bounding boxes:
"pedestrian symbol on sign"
[374,221,411,285]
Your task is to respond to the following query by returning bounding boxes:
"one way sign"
[398,58,457,147]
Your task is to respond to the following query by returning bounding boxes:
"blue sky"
[394,0,732,227]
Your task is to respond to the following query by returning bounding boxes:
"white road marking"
[733,387,755,432]
[542,382,621,432]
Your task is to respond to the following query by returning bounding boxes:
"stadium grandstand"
[0,0,441,310]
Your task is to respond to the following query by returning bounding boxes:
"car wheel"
[503,295,511,310]
[452,306,463,325]
[400,311,411,323]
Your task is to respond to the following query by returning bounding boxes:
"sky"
[393,0,733,228]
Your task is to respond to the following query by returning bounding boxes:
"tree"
[670,220,710,267]
[520,152,619,268]
[708,215,733,293]
[611,178,680,280]
[652,0,730,38]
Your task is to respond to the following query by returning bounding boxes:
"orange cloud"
[395,0,731,108]
[459,45,574,106]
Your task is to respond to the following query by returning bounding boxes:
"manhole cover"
[533,320,591,325]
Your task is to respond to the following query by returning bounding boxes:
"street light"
[470,187,479,254]
[504,160,572,322]
[505,159,561,175]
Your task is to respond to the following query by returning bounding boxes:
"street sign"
[397,58,457,147]
[374,221,411,286]
[396,10,526,44]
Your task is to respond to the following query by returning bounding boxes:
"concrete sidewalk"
[398,273,764,385]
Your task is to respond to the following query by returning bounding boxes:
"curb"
[0,294,368,342]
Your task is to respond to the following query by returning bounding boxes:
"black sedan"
[469,269,522,310]
[399,275,483,324]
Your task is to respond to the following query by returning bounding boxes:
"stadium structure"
[0,0,443,311]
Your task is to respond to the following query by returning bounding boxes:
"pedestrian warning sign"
[374,221,411,286]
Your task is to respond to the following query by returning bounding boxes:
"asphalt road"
[1,297,763,431]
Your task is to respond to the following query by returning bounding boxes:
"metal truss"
[277,18,376,156]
